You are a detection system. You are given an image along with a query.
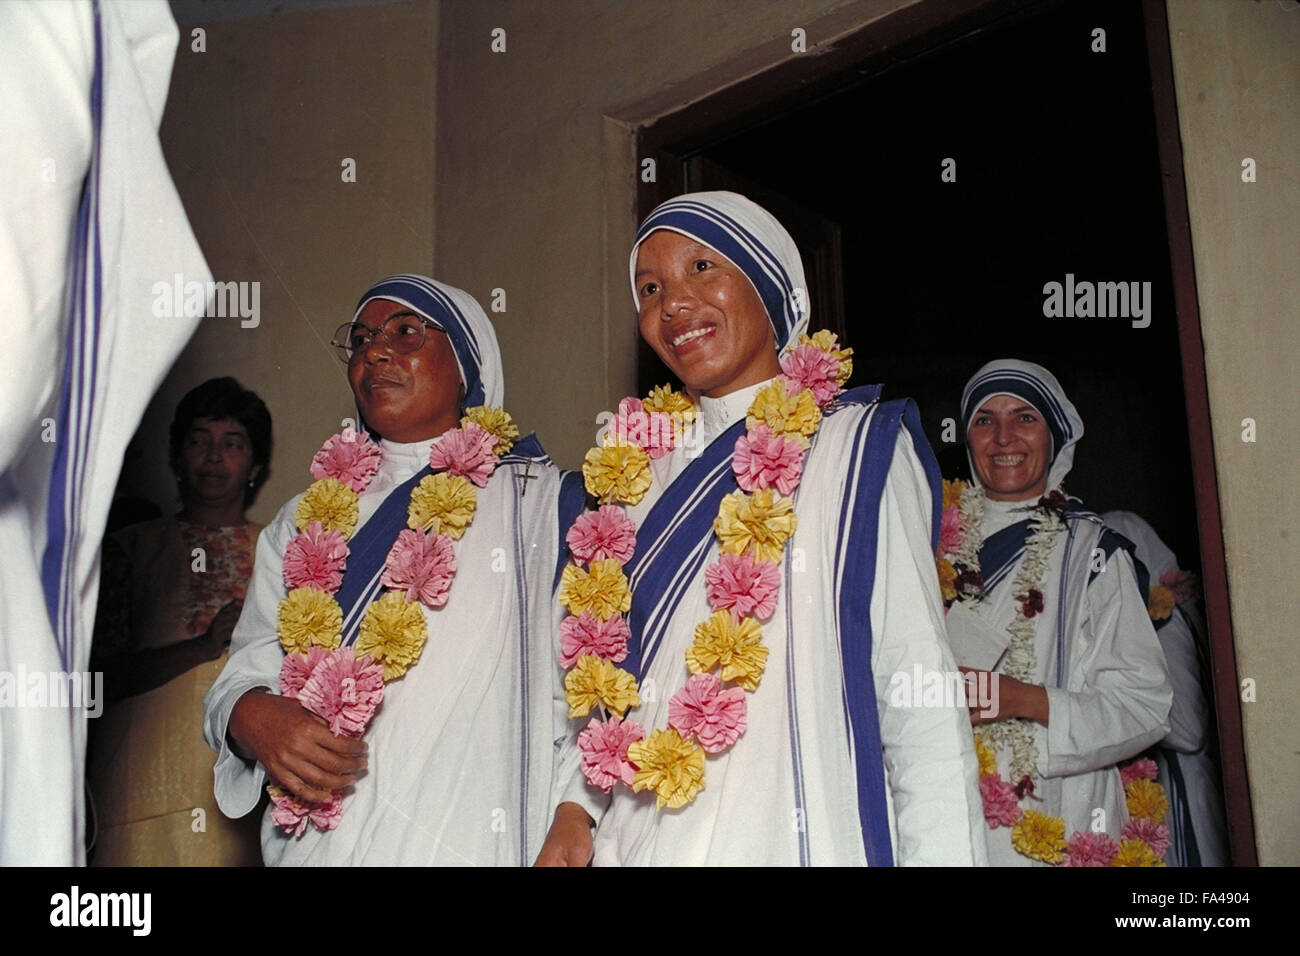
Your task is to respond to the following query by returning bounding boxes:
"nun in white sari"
[944,359,1172,865]
[204,275,582,865]
[540,192,986,866]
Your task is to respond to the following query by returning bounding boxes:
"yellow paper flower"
[461,405,519,455]
[1010,810,1068,865]
[559,559,632,621]
[564,654,641,719]
[627,728,706,810]
[355,590,428,681]
[1125,778,1170,823]
[973,731,998,778]
[942,478,968,510]
[715,488,797,564]
[408,472,477,539]
[1147,585,1175,622]
[582,444,652,505]
[686,610,769,691]
[937,558,958,604]
[1111,838,1166,867]
[295,478,359,537]
[643,384,697,430]
[798,330,853,387]
[278,587,343,654]
[745,379,821,441]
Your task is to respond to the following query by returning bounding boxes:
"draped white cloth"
[556,380,987,866]
[0,0,207,864]
[204,436,568,865]
[1102,510,1229,866]
[945,501,1173,864]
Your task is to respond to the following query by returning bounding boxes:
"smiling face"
[346,298,463,443]
[178,417,258,510]
[967,394,1053,502]
[634,230,781,398]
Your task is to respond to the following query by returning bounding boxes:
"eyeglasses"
[330,313,437,364]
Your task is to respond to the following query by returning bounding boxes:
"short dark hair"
[169,377,273,505]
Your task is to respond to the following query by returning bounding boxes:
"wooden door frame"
[608,0,1256,864]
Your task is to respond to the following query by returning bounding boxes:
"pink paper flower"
[704,552,781,621]
[297,647,385,737]
[269,786,344,837]
[1120,757,1159,785]
[1121,818,1171,858]
[429,422,498,487]
[732,424,805,494]
[1063,830,1120,866]
[1160,568,1197,604]
[283,520,350,593]
[979,774,1022,828]
[279,645,332,699]
[559,612,631,667]
[381,529,457,607]
[939,505,964,556]
[608,397,676,460]
[310,427,382,493]
[566,505,637,566]
[668,673,748,754]
[780,344,841,406]
[577,717,645,791]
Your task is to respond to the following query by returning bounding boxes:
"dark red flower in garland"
[954,568,985,598]
[1020,587,1045,618]
[1039,489,1069,515]
[1014,775,1037,801]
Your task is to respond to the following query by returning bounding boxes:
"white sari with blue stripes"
[945,497,1173,865]
[0,0,208,865]
[204,434,580,865]
[556,380,986,866]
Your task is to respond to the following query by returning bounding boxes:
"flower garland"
[939,482,1170,866]
[975,740,1171,866]
[267,408,518,835]
[559,330,852,810]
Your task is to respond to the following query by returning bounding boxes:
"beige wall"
[432,0,912,469]
[1167,0,1300,865]
[128,0,438,526]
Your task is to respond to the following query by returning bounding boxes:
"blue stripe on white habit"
[783,480,811,866]
[627,449,730,593]
[341,567,385,646]
[43,1,105,674]
[509,475,530,864]
[630,448,737,676]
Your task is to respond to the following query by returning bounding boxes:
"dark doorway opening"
[634,0,1254,863]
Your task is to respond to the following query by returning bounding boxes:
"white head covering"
[960,358,1084,493]
[352,274,504,409]
[628,191,810,352]
[1101,511,1179,580]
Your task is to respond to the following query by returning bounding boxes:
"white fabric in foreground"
[0,0,207,865]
